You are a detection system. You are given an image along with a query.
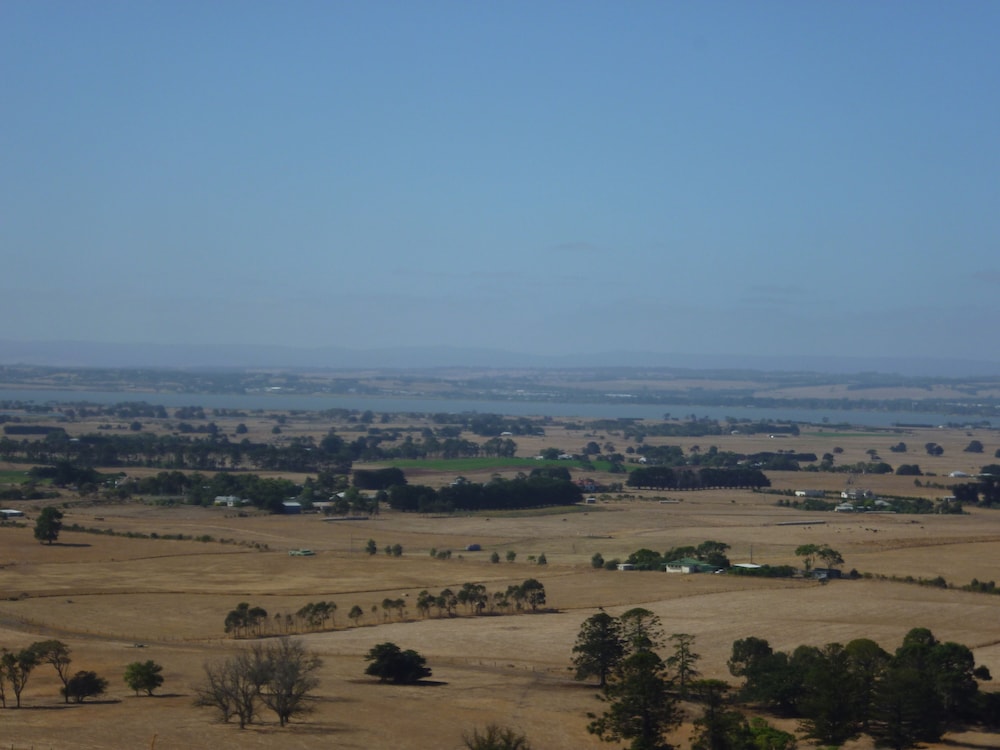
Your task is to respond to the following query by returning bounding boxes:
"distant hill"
[1,339,999,377]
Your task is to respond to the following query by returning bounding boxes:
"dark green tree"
[870,665,942,749]
[845,637,891,732]
[619,608,664,655]
[572,612,625,688]
[33,506,63,544]
[123,659,164,696]
[62,670,108,703]
[689,679,753,750]
[364,642,431,684]
[728,637,803,714]
[587,650,680,750]
[796,642,860,745]
[666,633,700,698]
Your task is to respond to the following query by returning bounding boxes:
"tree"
[964,440,984,453]
[195,648,269,728]
[257,638,323,727]
[619,607,664,655]
[62,670,108,703]
[31,639,73,702]
[518,578,546,611]
[506,550,517,563]
[0,647,38,707]
[728,637,802,714]
[123,659,164,696]
[349,604,364,625]
[365,538,377,555]
[34,506,63,544]
[591,552,605,569]
[845,638,891,732]
[870,665,942,749]
[666,633,701,698]
[224,601,268,637]
[587,650,681,750]
[817,545,844,570]
[794,544,820,572]
[689,679,753,750]
[796,642,860,745]
[462,724,533,750]
[572,612,625,688]
[364,642,432,684]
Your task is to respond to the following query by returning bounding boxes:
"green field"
[0,469,32,484]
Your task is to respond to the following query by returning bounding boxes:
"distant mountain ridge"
[1,339,999,377]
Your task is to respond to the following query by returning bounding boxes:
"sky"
[3,2,999,368]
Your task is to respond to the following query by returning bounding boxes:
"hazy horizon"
[3,338,1000,378]
[4,4,998,367]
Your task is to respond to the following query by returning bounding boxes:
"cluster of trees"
[0,429,355,474]
[195,637,321,728]
[728,628,993,748]
[574,615,995,750]
[952,469,1000,507]
[627,466,770,491]
[385,474,583,512]
[0,639,162,707]
[573,610,794,750]
[596,541,732,571]
[792,543,843,572]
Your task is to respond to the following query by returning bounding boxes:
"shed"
[1,508,25,519]
[282,501,303,514]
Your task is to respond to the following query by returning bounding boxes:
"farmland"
[1,396,999,749]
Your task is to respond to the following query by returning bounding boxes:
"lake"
[0,388,986,429]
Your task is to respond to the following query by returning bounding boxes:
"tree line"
[728,627,995,748]
[385,473,583,512]
[222,580,548,638]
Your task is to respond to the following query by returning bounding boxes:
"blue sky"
[3,2,999,366]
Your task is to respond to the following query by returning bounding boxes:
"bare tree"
[195,647,268,728]
[257,638,323,727]
[195,638,321,729]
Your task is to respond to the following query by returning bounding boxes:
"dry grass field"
[1,412,1000,749]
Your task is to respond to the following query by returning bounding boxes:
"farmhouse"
[664,557,718,574]
[795,489,824,498]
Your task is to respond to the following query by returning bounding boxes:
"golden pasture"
[0,418,999,749]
